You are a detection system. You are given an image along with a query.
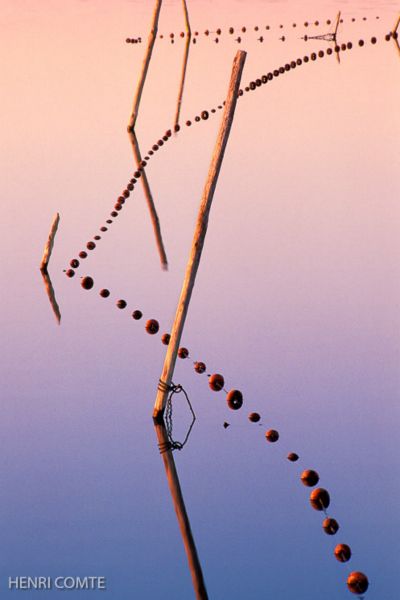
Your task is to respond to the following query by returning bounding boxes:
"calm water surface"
[1,1,399,598]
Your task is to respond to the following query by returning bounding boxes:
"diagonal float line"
[65,32,391,275]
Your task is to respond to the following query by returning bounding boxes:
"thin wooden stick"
[334,11,341,38]
[127,0,163,132]
[153,50,246,418]
[394,37,400,57]
[128,129,168,268]
[392,15,400,56]
[334,12,341,65]
[40,212,60,272]
[174,0,192,129]
[126,0,168,267]
[393,15,400,35]
[154,421,208,599]
[41,270,61,324]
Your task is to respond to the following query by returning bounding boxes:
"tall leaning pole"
[153,50,247,420]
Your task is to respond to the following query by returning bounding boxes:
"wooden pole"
[153,50,246,419]
[127,0,163,132]
[154,421,208,599]
[126,0,168,268]
[334,11,341,39]
[392,15,400,56]
[128,129,168,269]
[40,212,60,272]
[393,15,400,35]
[41,270,61,324]
[334,12,341,65]
[174,0,192,129]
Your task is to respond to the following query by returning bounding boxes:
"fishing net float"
[81,275,369,595]
[64,33,392,277]
[74,269,370,595]
[126,14,380,45]
[63,28,395,596]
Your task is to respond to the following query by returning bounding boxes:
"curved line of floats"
[64,30,397,597]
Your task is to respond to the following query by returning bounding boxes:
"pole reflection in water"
[40,212,61,324]
[128,129,168,269]
[392,15,400,55]
[153,418,208,600]
[40,269,61,324]
[127,0,168,269]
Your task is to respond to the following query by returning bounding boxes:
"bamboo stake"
[127,0,163,132]
[174,0,192,129]
[126,0,168,268]
[128,129,168,268]
[154,421,208,599]
[334,12,341,65]
[41,270,61,324]
[334,11,341,39]
[40,212,60,272]
[393,15,400,35]
[153,50,246,419]
[394,35,400,57]
[392,15,400,56]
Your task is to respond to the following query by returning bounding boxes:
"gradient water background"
[1,1,399,598]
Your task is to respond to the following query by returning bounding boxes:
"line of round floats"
[65,32,392,277]
[77,273,369,596]
[64,32,393,597]
[125,15,381,45]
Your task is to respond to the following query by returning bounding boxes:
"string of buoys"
[125,15,381,45]
[75,271,370,596]
[63,31,394,596]
[78,274,246,414]
[65,33,390,280]
[307,480,370,596]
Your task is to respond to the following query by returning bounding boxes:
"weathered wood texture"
[174,0,192,128]
[334,11,341,38]
[127,0,163,132]
[40,212,60,272]
[153,50,246,418]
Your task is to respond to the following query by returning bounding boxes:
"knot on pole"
[157,379,175,393]
[158,381,196,453]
